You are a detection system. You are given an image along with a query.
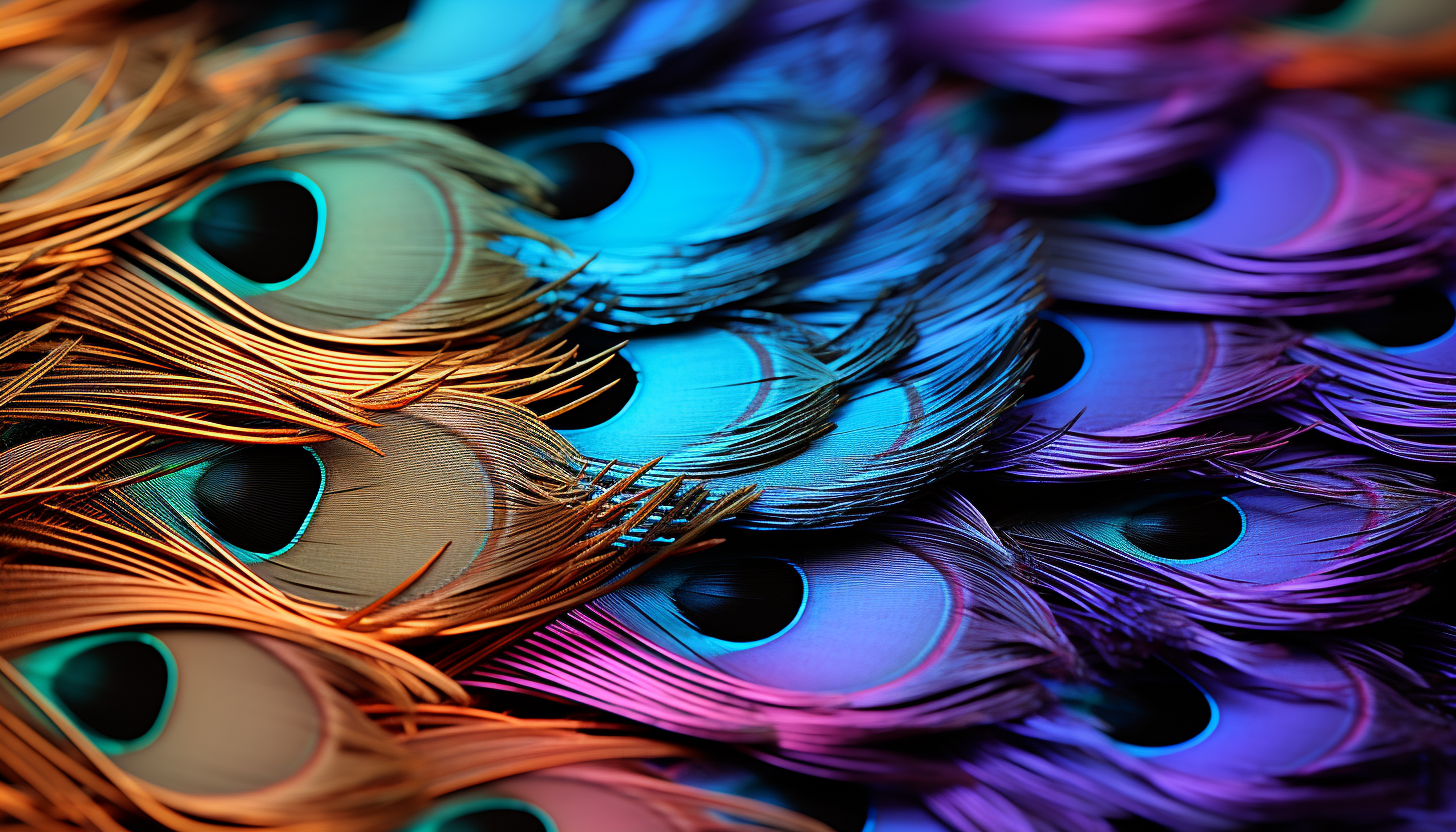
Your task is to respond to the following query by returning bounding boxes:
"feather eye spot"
[52,639,171,744]
[194,446,324,555]
[1104,164,1218,227]
[672,558,807,643]
[762,770,872,832]
[1288,0,1348,16]
[529,142,636,220]
[1022,317,1087,402]
[438,808,551,832]
[1341,284,1456,349]
[1122,495,1245,561]
[192,180,320,284]
[984,92,1064,147]
[1089,664,1216,752]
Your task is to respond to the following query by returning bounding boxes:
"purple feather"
[974,305,1311,480]
[918,646,1454,831]
[1279,273,1456,463]
[1042,93,1456,316]
[948,80,1251,202]
[979,445,1456,665]
[468,499,1077,749]
[893,0,1271,105]
[758,646,1451,832]
[660,754,953,832]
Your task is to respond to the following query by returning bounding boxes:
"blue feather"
[650,2,923,124]
[304,0,631,118]
[488,108,875,329]
[557,325,842,477]
[544,0,757,100]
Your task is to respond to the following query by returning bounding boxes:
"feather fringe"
[1043,228,1452,316]
[14,263,605,443]
[1278,332,1456,463]
[0,33,281,324]
[763,95,991,305]
[722,227,1044,529]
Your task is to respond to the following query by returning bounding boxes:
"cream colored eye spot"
[111,630,321,795]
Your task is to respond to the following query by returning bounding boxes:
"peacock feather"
[8,3,1456,832]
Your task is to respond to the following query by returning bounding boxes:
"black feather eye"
[1341,284,1456,348]
[672,559,806,643]
[749,766,872,832]
[194,446,323,555]
[51,638,170,744]
[1121,495,1245,561]
[439,809,550,832]
[1084,663,1214,750]
[192,180,320,284]
[527,142,636,219]
[1289,0,1347,15]
[985,92,1065,147]
[1023,316,1087,401]
[1104,164,1218,227]
[10,633,176,756]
